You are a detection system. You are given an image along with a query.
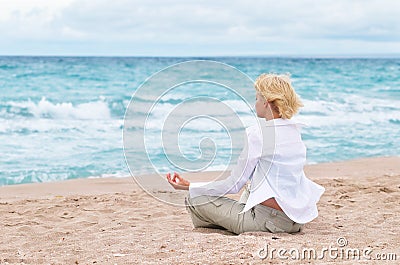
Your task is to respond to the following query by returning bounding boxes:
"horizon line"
[1,53,400,59]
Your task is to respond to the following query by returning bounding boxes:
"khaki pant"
[185,195,303,235]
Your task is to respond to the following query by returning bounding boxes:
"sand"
[0,156,399,264]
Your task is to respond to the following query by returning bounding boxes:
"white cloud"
[0,0,399,55]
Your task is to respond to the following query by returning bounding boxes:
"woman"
[166,73,325,235]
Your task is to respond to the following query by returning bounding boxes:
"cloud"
[0,0,399,55]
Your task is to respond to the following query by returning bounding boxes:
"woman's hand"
[166,172,190,190]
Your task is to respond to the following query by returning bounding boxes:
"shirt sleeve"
[188,126,262,198]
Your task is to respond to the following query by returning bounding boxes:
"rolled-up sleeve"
[189,126,262,198]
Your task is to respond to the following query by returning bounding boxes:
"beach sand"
[1,156,399,264]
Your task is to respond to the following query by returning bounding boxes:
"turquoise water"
[1,56,399,185]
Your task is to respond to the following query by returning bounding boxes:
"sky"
[1,0,400,56]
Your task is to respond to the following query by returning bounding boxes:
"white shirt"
[189,118,325,224]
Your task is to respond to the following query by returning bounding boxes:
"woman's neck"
[264,111,281,121]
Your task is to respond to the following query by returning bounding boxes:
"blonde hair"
[254,73,303,119]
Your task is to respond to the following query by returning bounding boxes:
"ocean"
[1,56,399,186]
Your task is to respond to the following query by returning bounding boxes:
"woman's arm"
[166,126,262,196]
[188,131,260,197]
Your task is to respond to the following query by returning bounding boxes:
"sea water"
[1,56,399,185]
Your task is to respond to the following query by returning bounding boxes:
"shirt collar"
[263,118,306,127]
